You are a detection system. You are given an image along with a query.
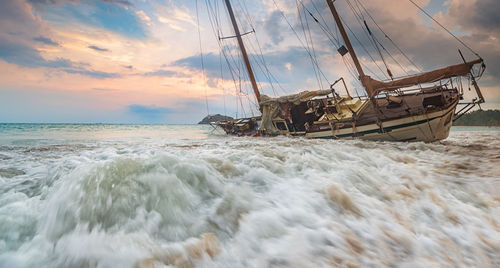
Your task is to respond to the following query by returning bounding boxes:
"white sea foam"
[0,125,499,267]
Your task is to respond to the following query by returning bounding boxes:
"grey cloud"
[173,52,223,79]
[101,0,133,7]
[0,37,120,79]
[63,69,120,79]
[475,0,500,30]
[265,11,285,45]
[0,0,120,80]
[33,36,59,46]
[0,1,124,79]
[88,45,109,52]
[1,0,43,34]
[311,1,496,80]
[0,37,72,68]
[141,70,178,77]
[27,0,132,7]
[172,47,323,86]
[27,0,69,4]
[92,87,117,91]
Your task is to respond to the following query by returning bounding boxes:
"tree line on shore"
[453,109,500,126]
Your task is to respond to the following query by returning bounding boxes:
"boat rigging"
[198,0,487,142]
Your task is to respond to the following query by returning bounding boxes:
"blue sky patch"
[128,104,173,119]
[40,0,148,39]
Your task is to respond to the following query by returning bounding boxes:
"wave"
[0,129,499,267]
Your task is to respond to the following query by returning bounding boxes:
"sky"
[0,0,499,124]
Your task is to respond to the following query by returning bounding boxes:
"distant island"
[453,109,500,126]
[198,114,234,124]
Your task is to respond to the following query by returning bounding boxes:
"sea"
[0,124,499,268]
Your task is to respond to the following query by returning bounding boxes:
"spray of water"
[0,125,499,267]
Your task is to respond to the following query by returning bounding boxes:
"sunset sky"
[1,0,499,124]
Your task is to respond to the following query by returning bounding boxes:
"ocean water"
[0,124,499,268]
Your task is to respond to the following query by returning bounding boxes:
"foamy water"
[0,124,499,267]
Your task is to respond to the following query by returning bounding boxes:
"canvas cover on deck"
[363,59,482,97]
[259,90,331,134]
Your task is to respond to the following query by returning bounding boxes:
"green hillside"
[453,109,500,126]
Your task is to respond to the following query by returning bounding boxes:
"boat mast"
[325,0,373,94]
[223,0,261,104]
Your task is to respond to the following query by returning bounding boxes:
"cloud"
[1,0,498,125]
[1,0,44,37]
[0,37,72,68]
[88,45,109,52]
[0,1,142,82]
[63,69,120,78]
[36,0,147,39]
[101,0,132,7]
[128,104,173,119]
[359,0,500,79]
[0,37,119,79]
[27,0,73,5]
[444,0,500,32]
[92,87,116,91]
[265,11,285,45]
[475,0,500,30]
[172,47,324,84]
[33,36,60,46]
[135,10,151,22]
[27,0,132,7]
[173,52,226,79]
[141,70,178,77]
[156,3,196,32]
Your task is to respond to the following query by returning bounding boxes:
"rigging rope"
[206,0,281,115]
[234,0,288,98]
[363,19,393,80]
[310,0,337,42]
[344,0,389,79]
[238,0,287,95]
[296,0,324,90]
[407,0,481,59]
[295,0,384,86]
[271,0,331,88]
[205,0,242,116]
[373,37,411,77]
[219,52,228,120]
[196,0,210,115]
[339,14,385,81]
[354,0,422,73]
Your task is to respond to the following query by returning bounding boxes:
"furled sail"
[363,59,483,97]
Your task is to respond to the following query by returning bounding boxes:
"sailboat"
[209,0,486,142]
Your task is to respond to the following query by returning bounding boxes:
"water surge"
[0,125,499,267]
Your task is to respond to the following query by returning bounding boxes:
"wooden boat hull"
[213,89,459,142]
[214,103,456,142]
[305,102,456,142]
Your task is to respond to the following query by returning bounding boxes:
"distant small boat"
[208,0,486,142]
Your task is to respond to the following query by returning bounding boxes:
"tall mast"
[223,0,261,104]
[326,0,373,94]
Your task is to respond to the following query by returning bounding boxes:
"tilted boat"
[208,0,486,142]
